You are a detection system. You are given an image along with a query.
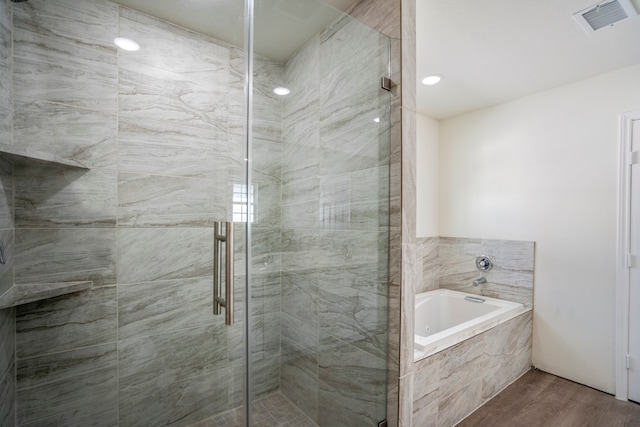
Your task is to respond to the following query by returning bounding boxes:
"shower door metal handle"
[213,221,234,325]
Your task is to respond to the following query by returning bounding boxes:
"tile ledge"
[0,281,93,309]
[0,145,89,169]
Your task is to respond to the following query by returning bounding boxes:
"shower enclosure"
[0,0,392,425]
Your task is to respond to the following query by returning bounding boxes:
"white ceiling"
[416,0,640,119]
[112,0,359,62]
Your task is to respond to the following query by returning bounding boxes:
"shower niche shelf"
[0,281,93,309]
[0,145,89,169]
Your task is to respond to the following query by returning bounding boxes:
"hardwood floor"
[457,369,640,427]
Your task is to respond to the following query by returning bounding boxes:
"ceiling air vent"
[573,0,638,33]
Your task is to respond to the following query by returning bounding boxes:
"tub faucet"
[473,277,487,287]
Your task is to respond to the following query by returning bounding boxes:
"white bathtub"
[414,289,526,360]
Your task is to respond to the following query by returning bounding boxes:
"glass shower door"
[249,1,391,425]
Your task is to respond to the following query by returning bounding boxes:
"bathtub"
[414,288,526,360]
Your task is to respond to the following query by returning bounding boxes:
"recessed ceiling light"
[114,37,140,51]
[421,75,442,85]
[273,87,290,96]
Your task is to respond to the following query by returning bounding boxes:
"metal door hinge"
[381,77,394,91]
[630,151,639,165]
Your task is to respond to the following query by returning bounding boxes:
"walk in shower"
[0,0,392,425]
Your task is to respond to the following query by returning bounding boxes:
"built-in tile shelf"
[0,145,89,169]
[0,281,93,309]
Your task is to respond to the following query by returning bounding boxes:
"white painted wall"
[416,113,440,237]
[416,64,640,393]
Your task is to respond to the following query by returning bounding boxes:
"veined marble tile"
[16,343,117,426]
[282,177,320,229]
[419,237,440,293]
[437,379,482,427]
[0,229,12,297]
[250,271,281,317]
[412,398,438,427]
[118,7,229,76]
[437,333,488,400]
[282,270,318,323]
[250,311,280,362]
[251,56,284,143]
[118,325,229,426]
[282,100,321,151]
[281,142,319,184]
[438,237,534,307]
[117,172,226,227]
[318,262,387,294]
[317,333,387,427]
[14,228,117,286]
[412,352,441,414]
[0,361,15,427]
[227,47,245,137]
[227,363,245,409]
[283,35,319,123]
[249,169,282,229]
[280,229,384,271]
[319,20,387,111]
[318,174,351,230]
[246,226,282,274]
[282,336,318,381]
[13,29,117,112]
[118,61,228,134]
[318,277,387,360]
[13,99,117,169]
[0,2,11,150]
[118,277,217,341]
[118,116,228,179]
[14,166,116,227]
[281,338,318,422]
[0,306,14,379]
[250,354,280,399]
[13,0,118,55]
[118,324,228,384]
[349,166,390,231]
[117,228,213,284]
[281,312,317,351]
[16,286,116,359]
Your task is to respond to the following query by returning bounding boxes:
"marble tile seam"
[318,330,388,363]
[117,111,230,136]
[13,27,117,58]
[15,341,116,371]
[13,97,116,117]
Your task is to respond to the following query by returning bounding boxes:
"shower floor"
[191,391,317,427]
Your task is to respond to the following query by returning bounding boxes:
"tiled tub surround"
[408,236,534,425]
[3,1,392,426]
[418,237,534,309]
[412,311,532,427]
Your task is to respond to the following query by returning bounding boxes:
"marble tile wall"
[0,1,15,424]
[9,0,282,425]
[279,14,391,427]
[438,237,534,308]
[411,312,532,426]
[6,0,397,425]
[417,237,440,293]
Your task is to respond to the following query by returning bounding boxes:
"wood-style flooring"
[457,369,640,427]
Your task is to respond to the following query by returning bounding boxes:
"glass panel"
[250,1,391,425]
[6,0,249,425]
